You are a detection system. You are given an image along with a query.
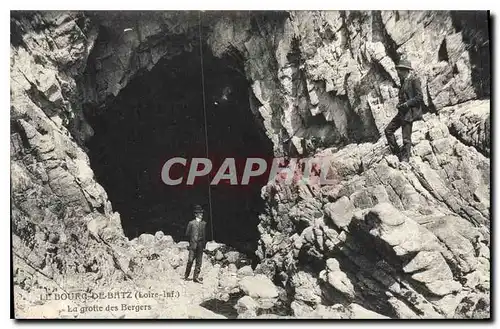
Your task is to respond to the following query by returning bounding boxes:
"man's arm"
[202,222,206,241]
[404,76,424,107]
[186,222,192,238]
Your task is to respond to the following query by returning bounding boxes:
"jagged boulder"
[239,274,279,299]
[235,296,259,317]
[319,258,356,299]
[237,265,254,278]
[324,196,355,229]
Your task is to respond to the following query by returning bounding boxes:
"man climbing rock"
[184,204,206,283]
[385,59,424,162]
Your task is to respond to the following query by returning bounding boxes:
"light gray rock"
[441,100,490,156]
[320,258,355,299]
[219,273,239,291]
[424,215,479,273]
[177,241,190,250]
[347,303,389,319]
[239,274,279,299]
[290,271,322,305]
[215,250,224,261]
[388,297,420,319]
[237,265,254,278]
[324,196,355,228]
[168,255,181,269]
[228,263,238,273]
[255,297,278,310]
[235,296,258,315]
[225,251,240,264]
[186,305,227,319]
[138,233,155,246]
[205,241,224,252]
[363,203,443,255]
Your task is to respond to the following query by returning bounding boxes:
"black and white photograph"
[9,9,491,319]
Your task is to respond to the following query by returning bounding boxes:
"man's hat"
[193,204,203,214]
[395,59,413,71]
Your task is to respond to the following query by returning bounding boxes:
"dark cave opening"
[85,42,274,255]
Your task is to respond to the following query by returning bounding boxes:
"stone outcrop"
[208,11,489,155]
[257,109,490,318]
[11,10,489,319]
[439,100,490,156]
[11,12,130,316]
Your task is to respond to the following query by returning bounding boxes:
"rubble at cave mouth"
[84,39,274,253]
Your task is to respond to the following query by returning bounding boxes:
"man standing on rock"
[385,59,424,162]
[184,204,206,283]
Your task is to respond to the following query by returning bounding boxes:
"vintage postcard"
[10,10,490,319]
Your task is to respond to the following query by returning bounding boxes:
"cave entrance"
[85,42,274,254]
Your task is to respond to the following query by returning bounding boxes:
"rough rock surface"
[258,110,490,318]
[208,11,489,155]
[239,274,279,299]
[11,11,130,317]
[11,11,489,319]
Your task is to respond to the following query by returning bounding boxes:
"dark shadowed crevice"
[10,16,27,49]
[11,120,31,150]
[199,292,244,319]
[372,11,400,65]
[450,11,491,97]
[448,123,490,158]
[438,38,449,62]
[349,66,385,143]
[84,39,274,255]
[395,11,400,22]
[425,84,437,114]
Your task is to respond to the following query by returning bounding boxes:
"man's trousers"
[384,113,413,161]
[184,242,203,280]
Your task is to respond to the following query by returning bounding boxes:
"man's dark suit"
[385,73,424,161]
[184,219,206,281]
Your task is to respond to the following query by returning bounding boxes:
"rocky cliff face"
[209,11,489,155]
[11,11,489,318]
[11,11,130,316]
[257,107,490,318]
